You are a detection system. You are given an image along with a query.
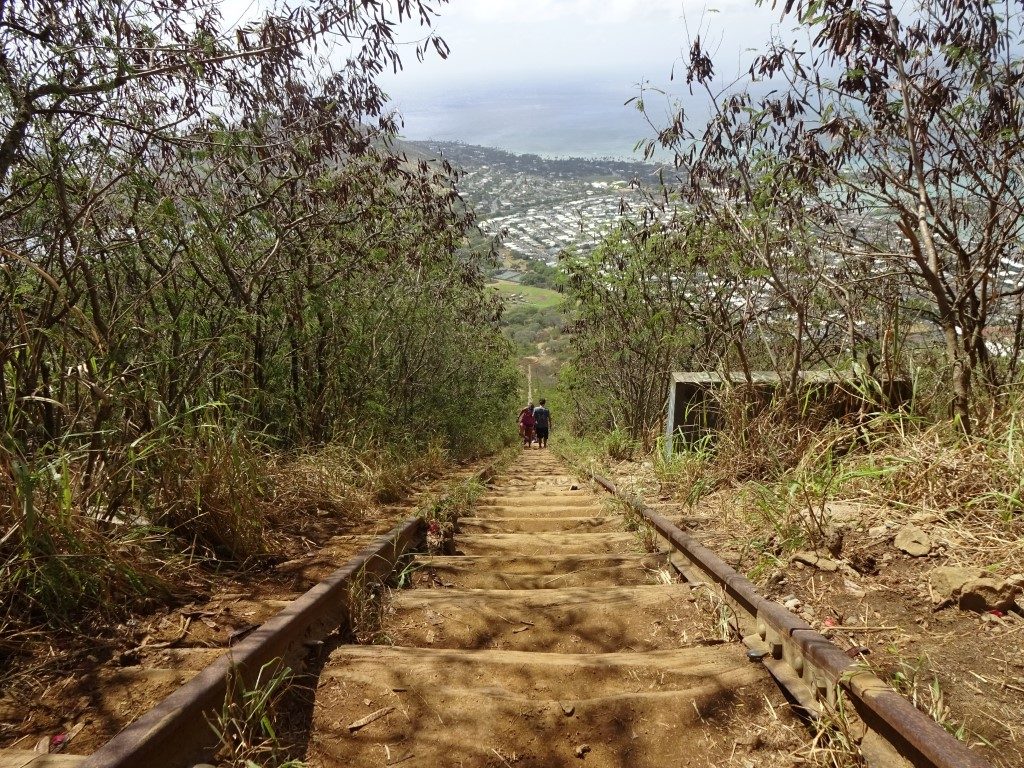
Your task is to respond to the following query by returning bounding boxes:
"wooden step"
[0,752,86,768]
[310,645,768,768]
[458,516,620,534]
[387,584,701,653]
[454,532,643,556]
[414,552,672,589]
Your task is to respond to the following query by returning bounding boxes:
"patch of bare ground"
[605,419,1024,768]
[0,450,492,758]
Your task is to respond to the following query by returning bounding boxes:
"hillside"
[490,275,567,401]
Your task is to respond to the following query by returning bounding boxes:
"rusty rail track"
[63,517,425,768]
[588,469,991,768]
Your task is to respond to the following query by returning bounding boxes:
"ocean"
[386,77,679,161]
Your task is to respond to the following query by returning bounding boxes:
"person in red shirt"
[518,403,536,448]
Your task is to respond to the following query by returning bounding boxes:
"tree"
[0,0,517,575]
[641,0,1024,431]
[561,225,745,442]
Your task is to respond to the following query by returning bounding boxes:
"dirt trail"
[307,450,788,767]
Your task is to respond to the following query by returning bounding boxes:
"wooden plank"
[0,751,87,768]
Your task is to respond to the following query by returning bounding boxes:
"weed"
[273,438,449,520]
[603,428,637,461]
[394,558,420,589]
[889,656,968,740]
[1,446,164,630]
[414,473,487,555]
[747,550,785,583]
[687,582,742,642]
[152,423,271,563]
[617,499,659,552]
[207,659,306,768]
[804,693,868,768]
[654,439,716,507]
[348,571,393,645]
[748,484,808,554]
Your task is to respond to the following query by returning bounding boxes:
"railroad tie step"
[457,515,621,534]
[309,646,766,768]
[471,505,608,520]
[477,496,602,508]
[386,584,702,653]
[0,751,86,767]
[453,531,648,556]
[413,552,672,589]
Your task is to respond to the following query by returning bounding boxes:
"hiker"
[533,399,551,448]
[518,402,536,448]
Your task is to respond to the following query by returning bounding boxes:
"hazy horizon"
[388,76,676,160]
[377,1,783,161]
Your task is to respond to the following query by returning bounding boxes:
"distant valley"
[408,141,664,263]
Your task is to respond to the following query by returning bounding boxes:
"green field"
[490,279,563,309]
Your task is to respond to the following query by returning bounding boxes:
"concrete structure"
[663,370,911,459]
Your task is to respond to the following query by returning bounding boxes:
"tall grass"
[650,385,1024,569]
[2,442,166,633]
[0,416,470,641]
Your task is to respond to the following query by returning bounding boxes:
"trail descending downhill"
[307,450,783,767]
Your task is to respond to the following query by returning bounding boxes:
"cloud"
[454,0,690,25]
[382,0,778,86]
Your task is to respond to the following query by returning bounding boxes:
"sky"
[371,0,787,156]
[219,0,788,157]
[379,0,784,91]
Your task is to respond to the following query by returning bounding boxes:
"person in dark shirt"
[533,399,551,448]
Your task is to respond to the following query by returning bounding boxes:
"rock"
[910,510,940,524]
[929,566,984,602]
[848,551,878,575]
[930,566,1024,612]
[824,501,863,525]
[791,551,839,572]
[868,524,889,538]
[822,526,844,557]
[734,732,762,751]
[575,744,591,759]
[844,579,866,598]
[560,702,575,716]
[783,597,802,611]
[960,577,1024,613]
[894,525,931,556]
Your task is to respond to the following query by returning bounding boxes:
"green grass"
[490,279,563,309]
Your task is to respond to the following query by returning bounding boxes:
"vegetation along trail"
[307,450,792,768]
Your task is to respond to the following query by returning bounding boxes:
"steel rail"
[79,516,425,768]
[589,470,992,768]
